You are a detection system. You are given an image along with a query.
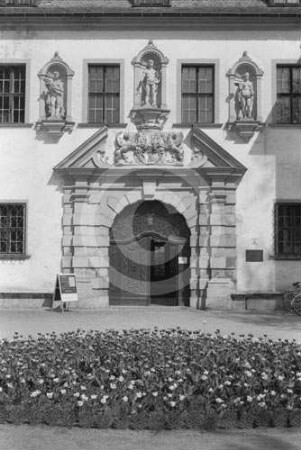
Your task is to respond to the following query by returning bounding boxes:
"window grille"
[181,65,214,124]
[276,65,301,124]
[0,65,26,124]
[88,65,120,124]
[275,203,301,258]
[0,204,26,255]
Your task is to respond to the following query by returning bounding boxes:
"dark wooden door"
[150,240,179,306]
[109,236,151,305]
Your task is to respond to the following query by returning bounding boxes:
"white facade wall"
[0,26,300,295]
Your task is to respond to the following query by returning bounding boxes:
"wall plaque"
[246,250,264,262]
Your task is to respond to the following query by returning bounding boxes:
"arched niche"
[37,52,75,136]
[132,40,169,110]
[227,51,264,124]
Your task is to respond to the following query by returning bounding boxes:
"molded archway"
[109,200,191,306]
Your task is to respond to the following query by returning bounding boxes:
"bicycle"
[283,282,301,316]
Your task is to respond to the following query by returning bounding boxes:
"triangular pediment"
[54,126,108,171]
[54,125,247,185]
[191,126,246,170]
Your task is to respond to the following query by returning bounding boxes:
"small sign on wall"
[246,250,264,262]
[53,274,78,310]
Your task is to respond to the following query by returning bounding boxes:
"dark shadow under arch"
[109,200,191,306]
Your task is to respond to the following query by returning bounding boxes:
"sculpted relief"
[114,130,184,166]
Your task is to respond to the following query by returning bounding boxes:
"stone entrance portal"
[109,201,190,306]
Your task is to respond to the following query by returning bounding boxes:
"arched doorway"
[109,201,190,306]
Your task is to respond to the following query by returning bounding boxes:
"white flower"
[101,396,107,404]
[278,375,285,381]
[77,401,84,407]
[170,401,176,407]
[73,392,80,398]
[216,398,223,404]
[30,390,41,398]
[258,402,266,408]
[118,376,125,382]
[109,375,116,380]
[7,383,13,389]
[20,378,26,384]
[110,383,117,390]
[270,391,276,396]
[6,374,11,379]
[152,392,158,397]
[245,371,252,378]
[247,396,253,403]
[47,392,54,399]
[136,392,143,398]
[37,379,44,385]
[208,388,214,393]
[261,373,268,380]
[91,394,98,400]
[179,395,185,401]
[60,389,66,395]
[81,394,89,401]
[287,389,293,394]
[204,370,209,375]
[225,381,231,386]
[0,387,3,393]
[122,396,128,402]
[201,375,208,381]
[167,393,173,398]
[80,386,87,391]
[53,378,59,384]
[169,385,176,391]
[128,384,134,390]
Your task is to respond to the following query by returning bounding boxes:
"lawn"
[0,328,301,429]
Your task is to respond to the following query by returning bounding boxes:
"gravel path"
[0,307,300,341]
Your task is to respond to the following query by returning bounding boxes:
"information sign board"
[53,274,78,306]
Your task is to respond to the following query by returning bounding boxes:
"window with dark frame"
[0,204,26,256]
[276,65,301,124]
[0,65,26,124]
[181,65,214,124]
[88,65,120,124]
[275,203,301,259]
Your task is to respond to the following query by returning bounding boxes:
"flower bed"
[0,328,301,429]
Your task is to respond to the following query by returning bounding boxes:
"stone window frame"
[176,59,220,126]
[0,60,31,127]
[82,59,125,125]
[274,200,301,260]
[271,58,301,127]
[0,200,30,260]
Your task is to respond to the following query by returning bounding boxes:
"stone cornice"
[0,11,300,30]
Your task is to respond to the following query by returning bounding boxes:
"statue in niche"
[138,59,160,108]
[235,72,254,121]
[44,71,65,119]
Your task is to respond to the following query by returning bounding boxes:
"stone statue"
[44,71,65,119]
[235,72,254,120]
[138,59,160,107]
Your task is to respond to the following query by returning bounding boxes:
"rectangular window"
[276,65,301,124]
[0,204,26,256]
[181,65,214,124]
[275,203,301,258]
[88,65,120,124]
[0,65,26,124]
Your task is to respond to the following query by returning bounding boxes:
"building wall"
[0,26,300,298]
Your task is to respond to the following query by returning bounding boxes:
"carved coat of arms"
[114,131,184,166]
